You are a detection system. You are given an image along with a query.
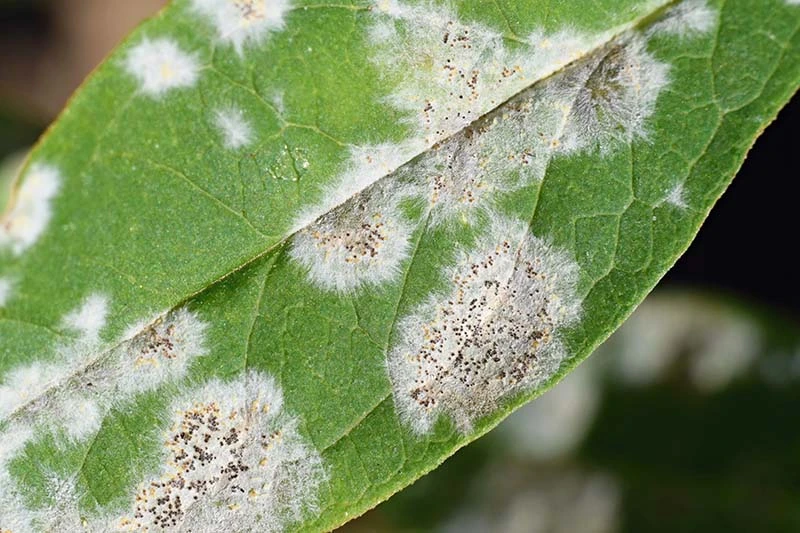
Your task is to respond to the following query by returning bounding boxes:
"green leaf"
[0,0,797,531]
[353,289,800,532]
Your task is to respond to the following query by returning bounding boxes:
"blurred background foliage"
[0,2,798,532]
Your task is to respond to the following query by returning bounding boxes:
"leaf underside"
[0,0,797,531]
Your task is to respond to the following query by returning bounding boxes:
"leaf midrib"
[2,0,679,426]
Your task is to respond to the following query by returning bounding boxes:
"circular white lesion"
[190,0,291,54]
[116,370,325,532]
[124,38,200,97]
[388,216,582,434]
[290,180,414,293]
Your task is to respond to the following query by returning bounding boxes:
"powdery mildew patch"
[124,38,200,97]
[0,277,12,307]
[213,106,254,149]
[0,424,36,532]
[191,0,291,54]
[661,182,688,208]
[291,179,414,293]
[369,1,606,147]
[293,142,422,233]
[0,163,61,256]
[0,305,210,531]
[0,293,110,422]
[115,370,325,532]
[647,0,717,38]
[388,216,582,434]
[113,307,208,394]
[546,36,670,153]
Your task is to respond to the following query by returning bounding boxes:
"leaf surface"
[0,0,798,531]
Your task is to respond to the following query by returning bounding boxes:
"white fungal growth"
[62,293,110,342]
[0,423,36,532]
[388,216,582,434]
[124,38,200,97]
[293,142,421,233]
[549,36,670,153]
[394,80,571,226]
[0,163,61,256]
[191,0,291,54]
[0,277,13,307]
[648,0,717,38]
[213,107,254,149]
[0,306,210,531]
[369,2,606,147]
[662,182,688,208]
[113,307,208,395]
[0,293,110,422]
[115,370,326,532]
[58,396,103,442]
[0,361,66,421]
[291,180,413,292]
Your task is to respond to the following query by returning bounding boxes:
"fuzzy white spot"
[388,216,582,434]
[662,182,688,208]
[290,180,413,292]
[124,38,200,97]
[113,307,208,395]
[369,2,608,147]
[213,107,254,149]
[548,36,670,153]
[58,396,103,442]
[611,296,761,391]
[648,0,717,38]
[0,361,64,421]
[395,81,570,227]
[0,294,109,423]
[0,163,61,256]
[62,293,110,342]
[0,277,13,307]
[191,0,291,54]
[0,424,36,532]
[115,370,325,532]
[293,141,422,233]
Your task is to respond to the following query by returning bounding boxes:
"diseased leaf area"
[0,0,797,531]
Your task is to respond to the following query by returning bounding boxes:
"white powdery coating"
[549,36,670,153]
[648,0,717,38]
[396,80,571,227]
[112,307,208,395]
[0,307,209,531]
[0,424,36,533]
[191,0,291,54]
[663,182,688,208]
[291,179,414,292]
[0,163,61,256]
[213,107,254,149]
[58,395,103,442]
[0,277,13,307]
[292,141,422,233]
[124,38,200,97]
[369,2,606,147]
[62,293,110,342]
[388,216,582,434]
[114,370,326,532]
